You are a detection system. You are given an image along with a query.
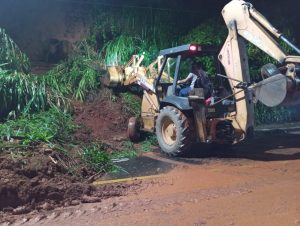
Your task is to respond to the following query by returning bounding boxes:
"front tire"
[127,117,141,142]
[155,106,195,156]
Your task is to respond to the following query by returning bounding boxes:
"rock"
[64,201,70,207]
[12,206,30,215]
[70,200,80,206]
[41,202,53,211]
[81,195,101,203]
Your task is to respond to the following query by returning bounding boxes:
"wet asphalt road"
[103,126,300,180]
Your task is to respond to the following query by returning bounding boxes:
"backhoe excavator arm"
[219,0,300,139]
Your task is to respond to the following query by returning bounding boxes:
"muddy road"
[2,129,300,226]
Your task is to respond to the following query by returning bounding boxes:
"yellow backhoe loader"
[105,0,300,156]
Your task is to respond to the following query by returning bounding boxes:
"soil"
[73,87,132,148]
[0,87,137,223]
[0,144,139,223]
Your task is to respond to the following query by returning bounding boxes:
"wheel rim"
[161,117,177,146]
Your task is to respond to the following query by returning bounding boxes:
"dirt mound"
[0,87,139,223]
[73,88,131,146]
[0,146,136,223]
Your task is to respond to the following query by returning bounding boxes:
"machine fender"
[160,96,192,111]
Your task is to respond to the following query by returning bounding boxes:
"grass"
[120,92,141,117]
[0,69,48,119]
[0,28,31,73]
[80,141,140,174]
[112,141,138,159]
[0,32,101,120]
[0,38,102,119]
[0,108,77,145]
[45,41,101,102]
[101,35,141,66]
[100,34,160,66]
[81,143,114,173]
[140,134,157,152]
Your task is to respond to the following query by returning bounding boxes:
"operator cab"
[155,44,235,117]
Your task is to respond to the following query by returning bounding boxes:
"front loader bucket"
[104,66,125,87]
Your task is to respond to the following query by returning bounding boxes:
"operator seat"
[166,85,173,96]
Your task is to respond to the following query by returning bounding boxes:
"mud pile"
[0,145,136,223]
[0,88,138,222]
[73,88,131,146]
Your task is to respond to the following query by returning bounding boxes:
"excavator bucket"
[253,74,287,107]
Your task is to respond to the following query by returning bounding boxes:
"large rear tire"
[155,106,195,156]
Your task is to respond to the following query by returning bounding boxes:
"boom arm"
[219,0,300,139]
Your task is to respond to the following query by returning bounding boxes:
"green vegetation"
[0,69,47,119]
[45,41,100,102]
[254,102,296,125]
[0,30,105,174]
[120,92,141,117]
[246,31,297,124]
[0,28,31,73]
[181,21,226,45]
[81,143,114,173]
[112,141,138,159]
[0,108,77,145]
[0,38,101,119]
[101,35,143,66]
[181,21,227,76]
[140,134,157,152]
[0,29,48,119]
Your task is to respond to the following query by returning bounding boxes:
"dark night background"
[0,0,299,62]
